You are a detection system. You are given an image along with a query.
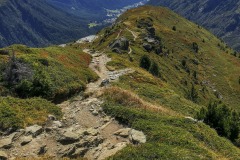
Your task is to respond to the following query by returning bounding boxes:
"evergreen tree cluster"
[140,55,160,77]
[196,101,240,142]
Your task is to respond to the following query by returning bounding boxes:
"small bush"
[149,61,160,77]
[140,55,151,70]
[172,26,176,31]
[187,84,198,103]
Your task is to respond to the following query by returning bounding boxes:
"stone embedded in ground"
[20,136,32,146]
[52,121,63,128]
[57,131,80,144]
[58,145,76,157]
[129,129,146,144]
[25,125,43,137]
[114,128,131,138]
[0,134,14,149]
[13,130,25,141]
[48,114,56,121]
[77,136,103,148]
[85,128,99,136]
[0,150,8,160]
[97,142,128,160]
[92,110,99,116]
[103,116,111,123]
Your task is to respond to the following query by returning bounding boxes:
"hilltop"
[148,0,240,51]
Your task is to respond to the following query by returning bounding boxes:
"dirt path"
[3,48,138,160]
[126,28,138,41]
[128,47,133,55]
[115,30,122,40]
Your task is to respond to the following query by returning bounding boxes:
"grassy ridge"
[86,5,240,159]
[92,6,240,112]
[103,87,240,160]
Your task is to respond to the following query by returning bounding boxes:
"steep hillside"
[148,0,240,51]
[0,0,100,47]
[82,5,240,159]
[92,6,240,112]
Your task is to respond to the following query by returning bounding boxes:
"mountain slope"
[91,5,240,112]
[86,5,240,159]
[148,0,240,51]
[0,5,240,159]
[0,0,99,47]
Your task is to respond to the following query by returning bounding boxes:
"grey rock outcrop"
[57,130,80,144]
[25,125,43,137]
[110,37,129,53]
[0,133,16,149]
[129,129,146,144]
[146,27,155,36]
[114,128,131,138]
[143,43,153,52]
[20,136,32,146]
[0,138,12,149]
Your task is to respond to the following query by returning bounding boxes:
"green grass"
[102,88,240,160]
[0,96,62,130]
[0,44,98,101]
[93,6,240,112]
[0,44,98,130]
[88,5,240,159]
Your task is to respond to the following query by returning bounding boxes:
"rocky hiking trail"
[0,48,145,160]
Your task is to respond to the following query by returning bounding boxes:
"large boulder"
[129,129,146,144]
[109,37,129,53]
[57,130,80,144]
[20,136,32,146]
[0,133,16,149]
[146,27,155,36]
[25,125,43,137]
[143,43,153,52]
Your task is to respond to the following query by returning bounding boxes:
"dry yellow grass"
[104,87,180,116]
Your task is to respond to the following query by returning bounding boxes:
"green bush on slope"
[196,101,240,142]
